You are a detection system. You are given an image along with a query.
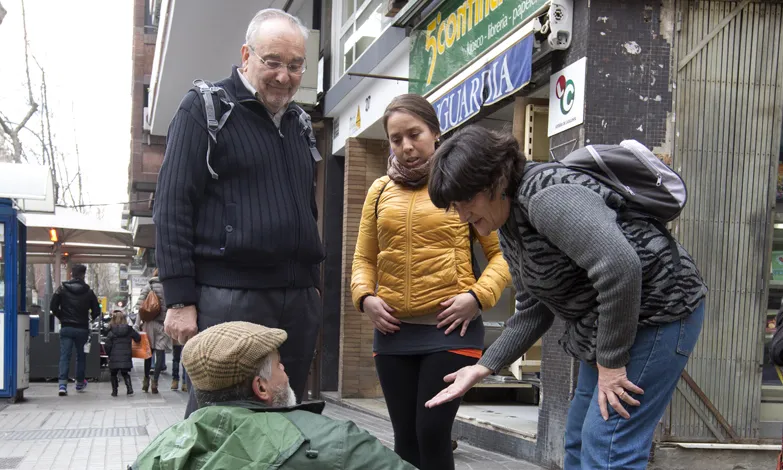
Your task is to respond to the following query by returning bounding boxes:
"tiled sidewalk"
[0,359,542,470]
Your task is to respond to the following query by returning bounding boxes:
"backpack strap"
[193,79,235,180]
[292,104,322,163]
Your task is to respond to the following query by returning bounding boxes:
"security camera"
[548,0,573,50]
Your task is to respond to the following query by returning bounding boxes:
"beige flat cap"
[182,321,287,391]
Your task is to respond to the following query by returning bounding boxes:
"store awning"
[19,208,133,248]
[0,163,55,213]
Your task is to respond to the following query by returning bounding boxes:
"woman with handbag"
[134,269,172,393]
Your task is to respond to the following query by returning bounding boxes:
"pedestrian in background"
[134,269,171,394]
[170,342,189,392]
[425,126,707,470]
[105,310,141,396]
[50,264,101,396]
[351,94,510,470]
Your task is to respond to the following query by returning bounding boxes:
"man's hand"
[425,364,492,408]
[164,305,198,345]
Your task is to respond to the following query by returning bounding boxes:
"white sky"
[0,0,133,224]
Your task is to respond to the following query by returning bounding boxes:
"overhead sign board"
[409,0,548,96]
[432,34,533,134]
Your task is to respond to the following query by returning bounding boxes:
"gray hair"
[245,8,309,46]
[193,353,277,408]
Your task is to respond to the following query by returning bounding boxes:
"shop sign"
[130,275,149,289]
[548,57,586,136]
[409,0,548,96]
[432,34,533,134]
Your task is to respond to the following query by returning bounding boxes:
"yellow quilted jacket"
[351,176,511,318]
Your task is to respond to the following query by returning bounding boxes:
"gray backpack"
[193,79,321,180]
[525,140,688,268]
[527,140,687,222]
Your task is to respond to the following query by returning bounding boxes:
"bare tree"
[89,263,119,299]
[0,0,38,163]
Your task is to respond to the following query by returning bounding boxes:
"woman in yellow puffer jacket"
[351,94,510,470]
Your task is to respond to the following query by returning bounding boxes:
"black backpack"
[192,79,321,180]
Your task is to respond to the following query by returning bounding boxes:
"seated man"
[131,321,415,469]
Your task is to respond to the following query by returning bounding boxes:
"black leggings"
[110,369,130,380]
[374,351,478,470]
[144,349,165,380]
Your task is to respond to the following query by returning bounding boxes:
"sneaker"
[170,379,179,391]
[58,385,67,396]
[75,380,88,392]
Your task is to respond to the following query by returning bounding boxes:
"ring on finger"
[619,390,627,398]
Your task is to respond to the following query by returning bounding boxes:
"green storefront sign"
[409,0,548,96]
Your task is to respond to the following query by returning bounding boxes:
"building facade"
[125,0,783,468]
[320,0,783,468]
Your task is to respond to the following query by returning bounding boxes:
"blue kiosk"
[0,198,34,401]
[0,163,52,401]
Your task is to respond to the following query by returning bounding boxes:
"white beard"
[271,384,297,408]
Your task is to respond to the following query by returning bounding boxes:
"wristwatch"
[168,303,192,309]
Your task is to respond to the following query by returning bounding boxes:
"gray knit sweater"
[478,166,707,372]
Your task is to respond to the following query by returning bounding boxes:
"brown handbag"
[138,289,161,322]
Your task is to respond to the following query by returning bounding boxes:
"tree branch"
[21,0,35,108]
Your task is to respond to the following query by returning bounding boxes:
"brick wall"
[338,137,388,398]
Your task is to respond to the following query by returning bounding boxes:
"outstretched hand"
[425,364,492,408]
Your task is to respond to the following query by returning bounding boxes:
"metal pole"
[52,242,61,333]
[44,263,52,342]
[346,72,410,81]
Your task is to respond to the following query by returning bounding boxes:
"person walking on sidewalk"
[153,8,324,418]
[50,264,101,396]
[134,270,172,394]
[351,94,510,470]
[170,342,189,392]
[105,310,141,396]
[424,126,708,470]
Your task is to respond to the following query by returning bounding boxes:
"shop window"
[337,0,394,77]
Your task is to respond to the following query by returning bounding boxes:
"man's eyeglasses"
[247,45,307,76]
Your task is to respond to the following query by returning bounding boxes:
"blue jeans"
[172,345,188,382]
[58,326,90,385]
[564,302,704,469]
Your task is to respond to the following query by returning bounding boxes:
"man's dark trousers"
[183,285,321,418]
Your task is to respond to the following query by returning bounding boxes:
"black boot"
[124,375,134,396]
[110,376,119,397]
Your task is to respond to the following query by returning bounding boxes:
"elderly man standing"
[153,8,324,417]
[131,322,416,469]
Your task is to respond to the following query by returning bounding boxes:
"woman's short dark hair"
[382,94,441,138]
[429,125,526,209]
